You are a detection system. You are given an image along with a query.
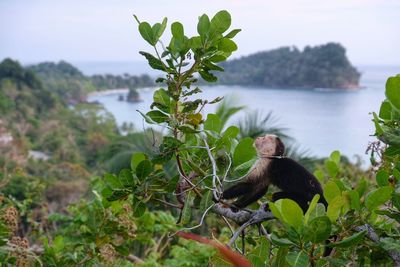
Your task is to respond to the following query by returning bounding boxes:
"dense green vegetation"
[27,60,153,104]
[218,43,361,89]
[0,10,399,267]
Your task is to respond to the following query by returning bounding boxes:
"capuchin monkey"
[221,134,328,212]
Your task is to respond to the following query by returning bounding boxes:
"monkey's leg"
[272,192,309,213]
[233,186,268,209]
[222,182,253,200]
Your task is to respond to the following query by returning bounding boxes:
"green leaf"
[253,238,270,262]
[365,186,393,211]
[356,178,367,197]
[190,36,202,51]
[222,126,239,139]
[204,114,222,133]
[53,236,65,253]
[133,201,146,217]
[269,202,284,222]
[304,194,320,224]
[119,169,135,187]
[313,169,324,182]
[379,100,393,120]
[308,203,326,222]
[180,191,194,225]
[330,150,341,164]
[136,160,152,180]
[373,112,384,135]
[137,109,156,124]
[348,190,361,211]
[153,88,170,113]
[146,110,169,123]
[304,216,332,243]
[163,136,183,149]
[153,17,167,39]
[277,199,304,232]
[376,170,389,186]
[286,251,309,267]
[275,248,289,267]
[107,189,131,201]
[225,29,241,39]
[233,137,257,166]
[324,160,339,177]
[199,190,213,213]
[131,152,146,171]
[324,181,341,204]
[171,22,184,40]
[139,51,165,71]
[329,230,366,248]
[248,255,264,267]
[199,70,218,82]
[270,233,295,247]
[393,193,400,210]
[385,76,400,110]
[179,124,201,133]
[104,173,123,189]
[139,22,156,45]
[218,38,238,53]
[380,237,400,253]
[327,196,344,222]
[210,10,231,35]
[197,14,210,36]
[182,100,202,113]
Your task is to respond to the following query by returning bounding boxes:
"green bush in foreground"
[0,10,399,267]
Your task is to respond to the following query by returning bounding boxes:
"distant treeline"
[26,60,154,103]
[218,43,360,89]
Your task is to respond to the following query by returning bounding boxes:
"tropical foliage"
[0,10,399,267]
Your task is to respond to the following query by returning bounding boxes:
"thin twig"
[221,152,232,183]
[168,203,216,238]
[175,156,202,197]
[173,174,213,196]
[153,198,181,209]
[201,134,222,201]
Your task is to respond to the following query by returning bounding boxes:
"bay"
[88,65,399,163]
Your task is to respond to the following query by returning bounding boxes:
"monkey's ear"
[275,137,285,156]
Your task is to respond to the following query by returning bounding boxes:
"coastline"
[87,88,129,97]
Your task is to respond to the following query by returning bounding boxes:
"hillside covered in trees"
[27,60,153,104]
[218,43,361,89]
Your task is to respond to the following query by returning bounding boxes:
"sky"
[0,0,399,66]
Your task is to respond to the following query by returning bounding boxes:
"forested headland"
[26,60,154,104]
[218,43,361,89]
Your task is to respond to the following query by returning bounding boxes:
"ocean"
[86,63,399,164]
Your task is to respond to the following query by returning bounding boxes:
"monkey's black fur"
[268,158,328,211]
[222,158,327,212]
[221,136,327,212]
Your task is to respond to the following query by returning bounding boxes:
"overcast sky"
[1,0,399,65]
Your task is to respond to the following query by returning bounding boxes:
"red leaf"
[177,232,253,267]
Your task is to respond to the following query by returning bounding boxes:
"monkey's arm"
[233,185,269,209]
[222,182,254,200]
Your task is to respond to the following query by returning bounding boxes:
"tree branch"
[355,223,400,265]
[213,203,275,241]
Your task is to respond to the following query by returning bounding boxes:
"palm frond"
[238,110,291,140]
[215,95,245,128]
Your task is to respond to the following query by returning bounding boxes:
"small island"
[218,43,360,89]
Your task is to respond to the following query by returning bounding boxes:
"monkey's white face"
[255,134,279,157]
